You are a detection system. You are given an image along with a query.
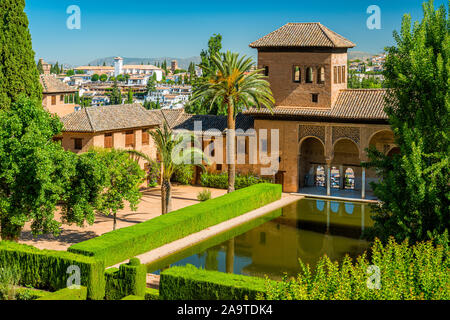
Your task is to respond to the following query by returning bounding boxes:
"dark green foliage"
[172,165,194,185]
[37,286,87,300]
[200,172,272,190]
[68,184,282,267]
[160,264,274,300]
[0,0,42,108]
[0,98,108,240]
[91,74,99,82]
[261,237,449,300]
[145,288,159,300]
[0,241,105,300]
[109,79,122,105]
[363,0,450,243]
[105,258,146,300]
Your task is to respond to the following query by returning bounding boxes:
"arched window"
[331,166,340,189]
[293,66,301,83]
[306,67,313,83]
[317,67,325,84]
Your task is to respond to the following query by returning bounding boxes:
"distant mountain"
[85,56,201,70]
[348,50,381,61]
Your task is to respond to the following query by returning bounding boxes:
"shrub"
[0,265,20,300]
[145,288,159,300]
[0,241,105,300]
[200,172,272,190]
[105,258,147,300]
[260,237,450,300]
[146,159,161,187]
[37,286,87,300]
[15,287,49,300]
[172,165,194,185]
[68,184,282,267]
[197,189,212,202]
[160,264,276,300]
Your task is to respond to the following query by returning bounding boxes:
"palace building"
[242,23,397,198]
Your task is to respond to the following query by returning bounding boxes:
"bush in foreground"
[259,237,449,300]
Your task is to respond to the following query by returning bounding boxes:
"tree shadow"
[19,229,99,246]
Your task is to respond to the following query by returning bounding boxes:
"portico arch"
[298,137,326,189]
[331,138,362,191]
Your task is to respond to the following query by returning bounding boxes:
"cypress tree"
[0,0,42,108]
[37,59,44,75]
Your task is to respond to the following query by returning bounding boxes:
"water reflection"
[149,199,374,281]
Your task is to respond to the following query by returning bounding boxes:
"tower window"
[264,66,269,77]
[318,67,325,84]
[341,66,346,83]
[293,66,301,83]
[334,66,338,84]
[306,67,313,83]
[74,138,83,150]
[312,94,319,103]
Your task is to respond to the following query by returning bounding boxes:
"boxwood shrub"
[145,288,159,300]
[105,258,147,300]
[0,241,105,300]
[37,286,87,300]
[68,183,282,267]
[121,295,145,300]
[159,264,275,300]
[200,172,272,190]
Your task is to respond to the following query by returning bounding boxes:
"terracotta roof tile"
[61,104,160,132]
[244,89,388,121]
[39,75,77,93]
[249,23,355,49]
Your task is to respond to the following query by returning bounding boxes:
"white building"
[114,57,164,81]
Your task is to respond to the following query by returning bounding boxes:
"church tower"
[250,23,355,109]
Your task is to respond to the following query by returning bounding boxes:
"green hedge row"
[0,241,105,300]
[200,172,272,190]
[37,286,87,300]
[15,287,50,300]
[145,288,159,300]
[68,184,282,267]
[159,264,276,300]
[122,295,145,300]
[105,258,147,300]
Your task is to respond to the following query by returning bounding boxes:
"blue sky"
[25,0,447,66]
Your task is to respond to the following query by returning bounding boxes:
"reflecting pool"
[147,198,374,280]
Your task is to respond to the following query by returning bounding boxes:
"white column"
[362,167,366,199]
[327,164,331,196]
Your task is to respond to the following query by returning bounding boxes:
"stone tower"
[114,57,123,77]
[250,23,356,109]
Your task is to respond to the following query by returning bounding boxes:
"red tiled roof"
[250,23,356,49]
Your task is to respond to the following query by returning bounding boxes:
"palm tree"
[127,122,208,215]
[190,51,274,193]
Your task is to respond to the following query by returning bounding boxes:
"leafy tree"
[146,77,156,94]
[363,0,450,244]
[191,52,274,193]
[95,148,145,230]
[148,122,207,214]
[0,0,42,108]
[66,69,75,77]
[0,97,107,240]
[109,79,122,105]
[91,74,100,82]
[99,74,108,82]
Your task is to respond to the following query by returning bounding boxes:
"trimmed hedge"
[0,241,105,300]
[200,172,272,190]
[68,184,282,266]
[105,258,147,300]
[145,288,159,300]
[15,287,50,300]
[159,264,276,300]
[37,286,87,300]
[122,295,145,300]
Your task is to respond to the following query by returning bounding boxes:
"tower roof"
[249,23,356,49]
